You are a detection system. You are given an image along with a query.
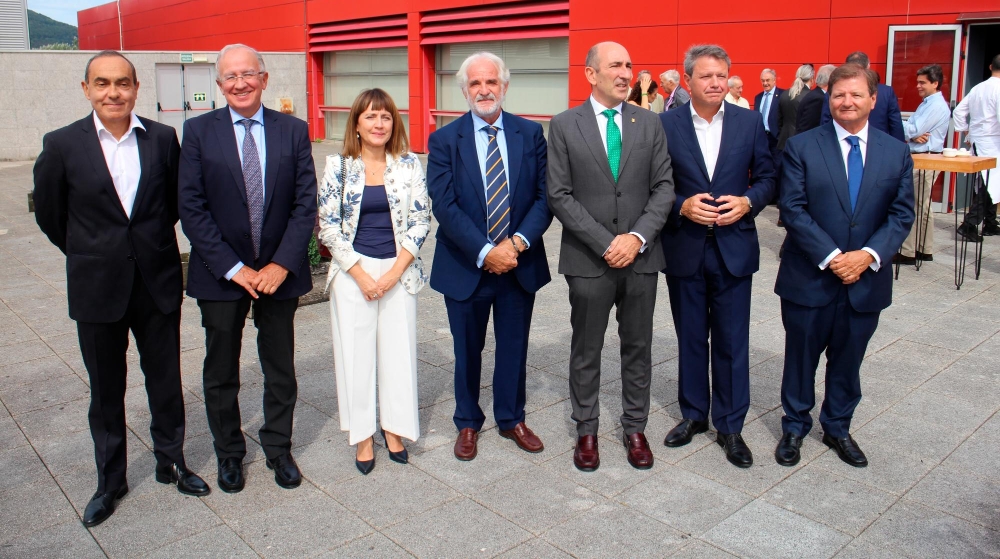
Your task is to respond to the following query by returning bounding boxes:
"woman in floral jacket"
[317,89,430,475]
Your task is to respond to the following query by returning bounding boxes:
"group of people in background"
[31,40,1000,528]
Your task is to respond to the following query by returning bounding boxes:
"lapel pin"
[631,118,635,123]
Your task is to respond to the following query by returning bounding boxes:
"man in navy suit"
[427,52,552,461]
[754,68,784,163]
[774,64,914,468]
[179,44,317,491]
[821,52,905,143]
[660,45,776,468]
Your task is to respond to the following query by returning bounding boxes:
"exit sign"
[180,53,193,63]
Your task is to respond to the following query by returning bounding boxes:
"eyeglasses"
[221,71,264,84]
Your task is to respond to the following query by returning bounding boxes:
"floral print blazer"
[317,152,431,295]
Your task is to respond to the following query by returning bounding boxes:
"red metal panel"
[832,0,977,18]
[570,26,678,67]
[422,14,569,35]
[306,0,409,26]
[309,40,408,52]
[309,17,407,35]
[678,0,831,24]
[421,1,569,22]
[421,28,569,45]
[569,0,677,30]
[677,20,830,65]
[309,29,408,44]
[828,14,957,65]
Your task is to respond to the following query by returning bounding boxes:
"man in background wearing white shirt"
[725,76,750,108]
[33,51,209,528]
[955,54,1000,242]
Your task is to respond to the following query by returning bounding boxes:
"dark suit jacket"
[178,107,317,301]
[821,83,905,143]
[753,87,784,142]
[547,101,675,277]
[659,104,776,278]
[795,86,826,134]
[427,111,552,301]
[34,114,182,323]
[775,123,914,312]
[777,87,808,149]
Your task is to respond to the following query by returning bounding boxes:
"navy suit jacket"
[659,103,776,278]
[178,107,317,301]
[775,123,914,313]
[822,83,905,143]
[795,85,826,134]
[753,87,784,141]
[426,111,552,301]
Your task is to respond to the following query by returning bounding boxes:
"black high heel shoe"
[381,429,409,464]
[356,437,375,475]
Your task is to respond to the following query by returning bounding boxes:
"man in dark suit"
[179,44,317,492]
[548,42,675,472]
[34,51,209,527]
[427,52,552,461]
[659,45,776,468]
[820,52,905,143]
[796,64,835,135]
[774,64,914,468]
[754,68,784,162]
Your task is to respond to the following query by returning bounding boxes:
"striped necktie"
[484,125,510,244]
[238,119,264,259]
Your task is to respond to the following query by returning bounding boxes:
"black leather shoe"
[382,429,408,464]
[266,453,302,488]
[774,432,803,466]
[716,433,753,468]
[984,223,1000,236]
[217,458,245,493]
[916,251,934,262]
[892,253,917,265]
[155,463,210,496]
[822,433,868,467]
[82,485,128,527]
[664,419,709,447]
[957,222,983,242]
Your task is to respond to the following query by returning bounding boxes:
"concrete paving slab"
[321,532,414,558]
[669,540,739,558]
[411,430,535,493]
[143,525,259,558]
[382,497,532,558]
[705,499,851,559]
[87,490,222,558]
[0,519,105,559]
[495,537,573,558]
[904,465,1000,531]
[326,462,460,529]
[472,466,603,535]
[541,502,688,558]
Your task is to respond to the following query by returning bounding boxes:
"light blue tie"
[846,136,863,212]
[760,91,772,132]
[484,126,510,243]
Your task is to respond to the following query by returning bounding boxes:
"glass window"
[323,48,408,141]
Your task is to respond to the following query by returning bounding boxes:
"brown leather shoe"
[499,422,544,453]
[623,432,654,470]
[454,428,478,461]
[573,435,600,471]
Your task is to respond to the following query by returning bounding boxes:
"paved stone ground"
[1,146,999,558]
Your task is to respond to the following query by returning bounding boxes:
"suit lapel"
[817,125,853,216]
[457,113,487,213]
[80,116,129,220]
[503,114,522,197]
[853,131,884,216]
[678,109,711,183]
[214,110,248,204]
[713,108,739,184]
[618,103,636,174]
[263,108,280,214]
[575,103,617,186]
[130,127,152,220]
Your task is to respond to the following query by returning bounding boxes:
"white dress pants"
[330,255,419,445]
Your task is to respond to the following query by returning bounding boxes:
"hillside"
[28,9,78,49]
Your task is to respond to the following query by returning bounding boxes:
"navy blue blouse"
[353,185,396,259]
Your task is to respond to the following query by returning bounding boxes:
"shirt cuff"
[629,232,647,253]
[514,232,530,249]
[862,247,881,271]
[224,262,244,281]
[476,242,494,268]
[818,249,841,270]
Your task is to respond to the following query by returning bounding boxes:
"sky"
[28,0,109,26]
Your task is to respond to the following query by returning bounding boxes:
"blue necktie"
[760,91,772,132]
[239,119,264,259]
[846,135,863,212]
[484,126,510,243]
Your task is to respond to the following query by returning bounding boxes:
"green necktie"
[602,108,621,181]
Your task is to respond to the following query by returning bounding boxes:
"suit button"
[613,218,618,224]
[850,223,857,228]
[616,192,622,197]
[244,233,250,238]
[126,255,134,261]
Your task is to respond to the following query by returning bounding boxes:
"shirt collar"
[690,101,725,123]
[922,91,944,104]
[590,95,623,116]
[93,111,145,140]
[230,105,265,126]
[471,110,504,132]
[833,119,869,145]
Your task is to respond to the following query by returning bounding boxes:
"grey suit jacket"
[547,100,675,277]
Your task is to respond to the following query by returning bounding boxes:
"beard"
[466,91,504,119]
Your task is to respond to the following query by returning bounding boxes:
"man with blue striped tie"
[427,52,553,461]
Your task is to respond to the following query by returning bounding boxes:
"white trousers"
[330,255,419,445]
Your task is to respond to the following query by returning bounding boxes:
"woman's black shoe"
[382,429,409,464]
[356,437,375,475]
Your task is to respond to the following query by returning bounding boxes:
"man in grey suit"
[548,41,675,472]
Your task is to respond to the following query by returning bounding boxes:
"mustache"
[474,93,497,102]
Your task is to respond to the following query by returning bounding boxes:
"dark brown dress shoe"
[664,419,709,447]
[573,435,600,472]
[454,428,479,461]
[499,422,544,453]
[623,432,654,469]
[716,432,753,468]
[822,433,868,467]
[774,432,803,466]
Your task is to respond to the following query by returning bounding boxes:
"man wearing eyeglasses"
[178,43,317,493]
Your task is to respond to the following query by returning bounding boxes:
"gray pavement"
[1,147,999,558]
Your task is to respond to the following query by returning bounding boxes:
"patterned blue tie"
[484,125,511,244]
[846,135,863,213]
[239,119,264,259]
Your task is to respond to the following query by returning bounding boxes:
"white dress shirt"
[690,102,725,181]
[588,95,646,252]
[953,76,1000,197]
[94,111,145,218]
[819,120,880,271]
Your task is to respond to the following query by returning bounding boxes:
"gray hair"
[727,76,742,88]
[761,68,777,80]
[683,45,731,77]
[660,69,680,85]
[637,69,651,79]
[816,64,836,87]
[216,44,267,80]
[456,52,510,92]
[788,63,815,99]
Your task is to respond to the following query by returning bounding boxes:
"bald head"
[584,42,633,108]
